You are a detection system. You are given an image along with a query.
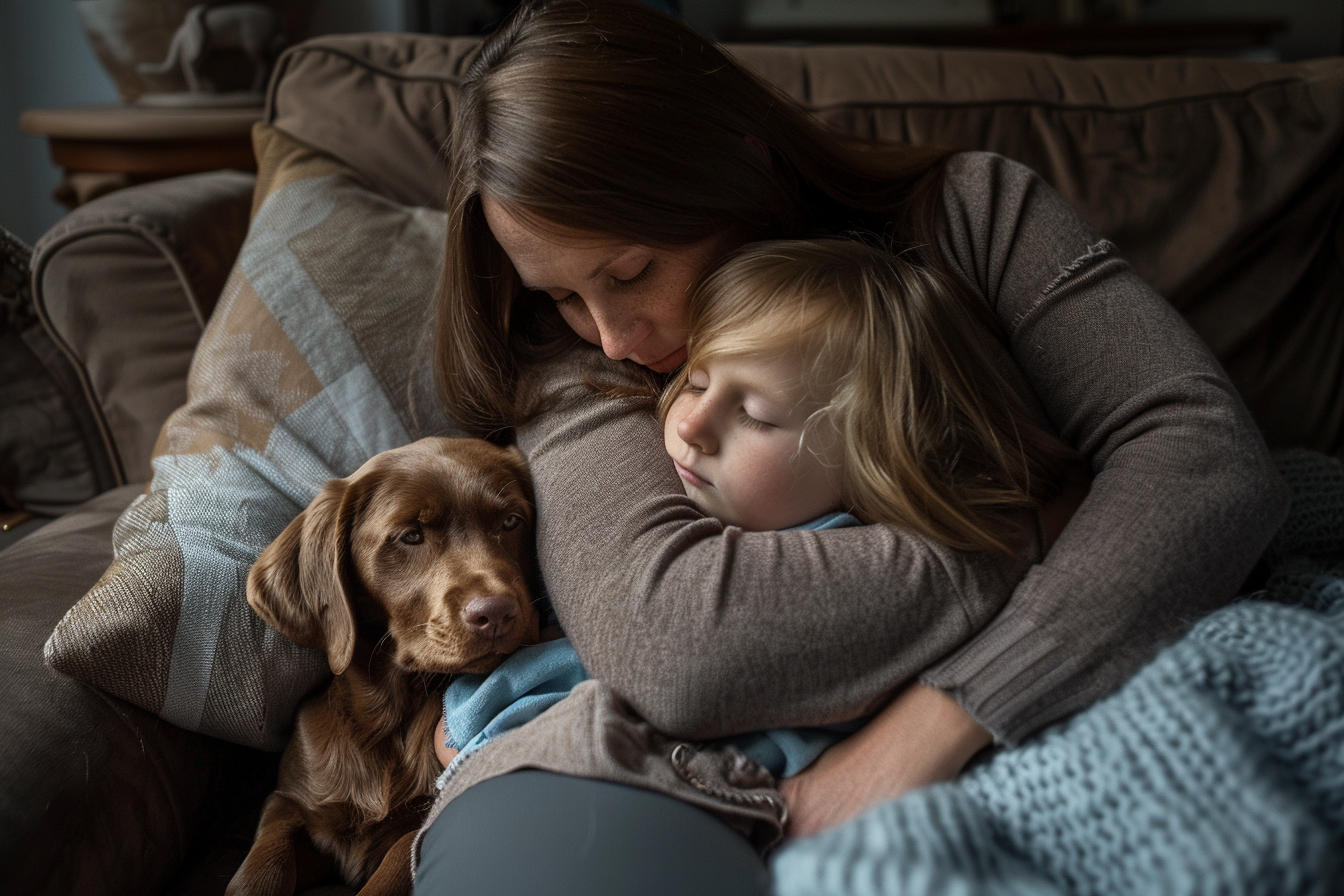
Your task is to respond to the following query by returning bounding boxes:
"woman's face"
[482,195,738,373]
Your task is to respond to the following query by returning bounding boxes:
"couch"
[2,30,1341,896]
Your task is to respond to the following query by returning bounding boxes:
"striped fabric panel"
[47,129,452,750]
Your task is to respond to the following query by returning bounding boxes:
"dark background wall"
[2,0,1341,246]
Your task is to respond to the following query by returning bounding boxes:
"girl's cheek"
[756,441,803,494]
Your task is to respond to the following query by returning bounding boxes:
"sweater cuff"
[919,604,1086,747]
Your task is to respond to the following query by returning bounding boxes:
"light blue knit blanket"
[772,450,1344,896]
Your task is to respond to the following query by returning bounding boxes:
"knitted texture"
[1262,450,1344,569]
[773,452,1344,896]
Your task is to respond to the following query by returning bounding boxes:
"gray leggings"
[414,770,771,896]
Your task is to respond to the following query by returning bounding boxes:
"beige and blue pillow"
[45,125,456,749]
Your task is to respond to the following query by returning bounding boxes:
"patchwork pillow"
[45,124,456,750]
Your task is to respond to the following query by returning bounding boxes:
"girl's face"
[663,350,845,531]
[482,195,738,373]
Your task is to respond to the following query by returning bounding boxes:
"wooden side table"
[19,105,262,208]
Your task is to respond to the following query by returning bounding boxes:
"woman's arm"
[515,152,1287,745]
[515,355,1028,739]
[779,464,1089,837]
[916,152,1289,743]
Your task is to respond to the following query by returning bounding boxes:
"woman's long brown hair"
[436,0,959,437]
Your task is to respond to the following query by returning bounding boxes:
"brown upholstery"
[0,487,223,896]
[31,172,255,487]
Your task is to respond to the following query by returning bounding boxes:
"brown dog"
[226,437,539,896]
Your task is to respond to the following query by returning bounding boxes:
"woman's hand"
[435,711,458,768]
[778,684,992,839]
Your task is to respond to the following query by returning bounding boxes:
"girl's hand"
[778,684,992,839]
[435,711,458,768]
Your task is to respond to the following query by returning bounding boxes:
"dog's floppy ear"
[502,444,532,497]
[247,478,359,675]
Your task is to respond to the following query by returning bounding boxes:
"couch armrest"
[31,171,255,487]
[0,486,226,896]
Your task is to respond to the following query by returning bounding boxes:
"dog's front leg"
[354,830,417,896]
[227,793,329,896]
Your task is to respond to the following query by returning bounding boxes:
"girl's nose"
[677,400,718,455]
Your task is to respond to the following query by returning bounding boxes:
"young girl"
[661,237,1078,550]
[437,237,1083,783]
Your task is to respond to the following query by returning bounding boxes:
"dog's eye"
[502,513,524,531]
[399,528,424,545]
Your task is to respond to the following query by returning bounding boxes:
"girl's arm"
[515,152,1287,746]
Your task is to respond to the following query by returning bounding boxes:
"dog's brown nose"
[461,596,518,640]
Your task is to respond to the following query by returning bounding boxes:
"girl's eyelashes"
[738,410,775,431]
[554,292,577,307]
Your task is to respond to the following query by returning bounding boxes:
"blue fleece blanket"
[772,450,1344,896]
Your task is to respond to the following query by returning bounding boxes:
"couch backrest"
[266,34,1342,296]
[266,33,1344,453]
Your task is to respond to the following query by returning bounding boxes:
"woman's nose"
[677,400,718,454]
[589,305,651,361]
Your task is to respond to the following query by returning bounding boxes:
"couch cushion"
[266,35,479,210]
[265,34,1344,451]
[0,486,226,896]
[727,45,1344,452]
[31,171,255,489]
[44,125,455,750]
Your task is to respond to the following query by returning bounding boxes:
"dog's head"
[247,437,539,677]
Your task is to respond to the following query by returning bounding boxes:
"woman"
[416,1,1287,892]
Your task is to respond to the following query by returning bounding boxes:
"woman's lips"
[645,345,688,374]
[674,460,712,489]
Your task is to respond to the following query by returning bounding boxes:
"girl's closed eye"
[737,410,774,431]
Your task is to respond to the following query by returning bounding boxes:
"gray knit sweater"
[413,151,1288,860]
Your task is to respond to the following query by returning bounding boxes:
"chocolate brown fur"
[227,437,538,896]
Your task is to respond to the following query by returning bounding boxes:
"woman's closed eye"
[608,260,652,289]
[548,260,650,308]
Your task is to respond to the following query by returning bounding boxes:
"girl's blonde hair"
[435,0,956,437]
[661,239,1077,557]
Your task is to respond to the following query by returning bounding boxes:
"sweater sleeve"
[917,152,1289,744]
[514,151,1288,746]
[514,354,1031,740]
